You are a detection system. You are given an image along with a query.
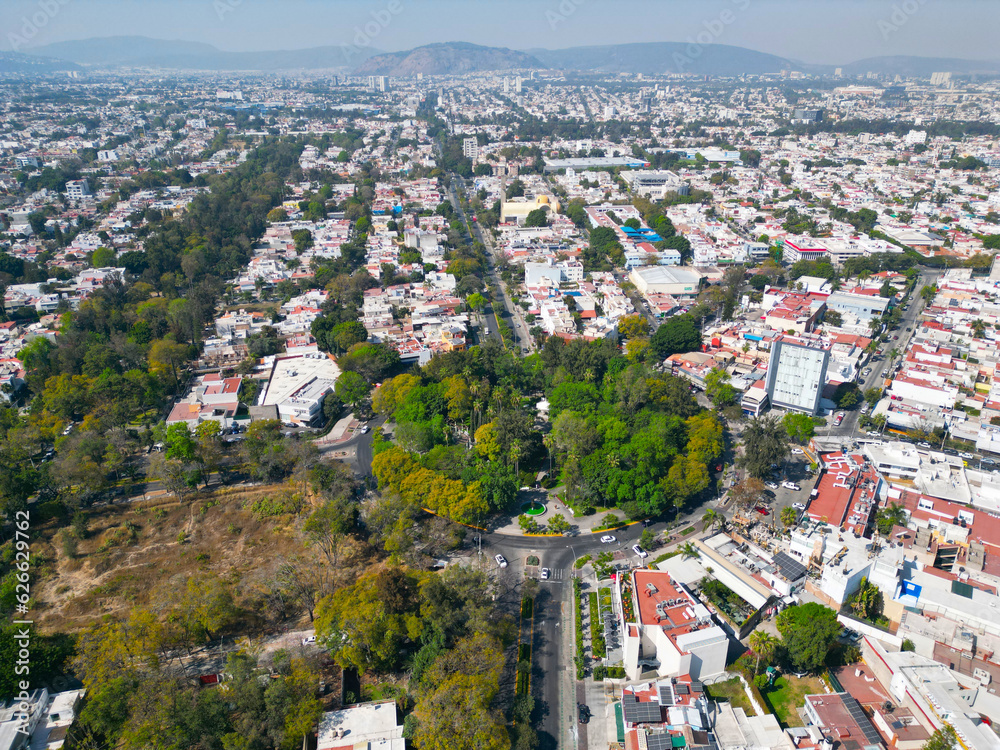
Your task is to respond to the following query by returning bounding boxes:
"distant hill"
[841,55,1000,78]
[353,42,542,77]
[27,36,381,71]
[0,51,80,74]
[529,42,802,77]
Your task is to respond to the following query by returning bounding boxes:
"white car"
[302,635,317,645]
[782,481,801,491]
[792,502,806,511]
[540,568,551,580]
[495,554,508,568]
[632,545,648,558]
[764,481,779,490]
[959,452,974,459]
[791,448,804,455]
[600,535,617,544]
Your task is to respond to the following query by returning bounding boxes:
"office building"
[764,338,830,415]
[462,137,479,160]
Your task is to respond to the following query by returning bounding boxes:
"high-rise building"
[792,108,824,124]
[763,338,830,415]
[503,77,509,95]
[368,76,388,92]
[463,137,479,160]
[515,76,523,93]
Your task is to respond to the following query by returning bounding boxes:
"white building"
[64,179,91,200]
[764,338,830,415]
[317,700,404,750]
[260,352,341,427]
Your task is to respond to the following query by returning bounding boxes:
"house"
[619,569,729,682]
[316,700,404,750]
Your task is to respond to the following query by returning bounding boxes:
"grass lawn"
[680,526,696,536]
[704,678,756,717]
[763,675,827,727]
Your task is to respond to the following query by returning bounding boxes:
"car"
[863,368,872,375]
[917,442,931,449]
[302,635,317,645]
[867,430,880,436]
[764,481,779,490]
[578,704,590,724]
[792,502,806,511]
[782,481,801,491]
[791,448,804,454]
[959,452,974,459]
[834,412,845,426]
[495,554,508,568]
[483,327,490,335]
[983,458,997,465]
[540,568,551,580]
[600,535,617,544]
[361,425,369,434]
[755,507,769,516]
[642,519,652,527]
[632,545,648,558]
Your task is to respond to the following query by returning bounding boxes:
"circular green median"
[521,500,546,517]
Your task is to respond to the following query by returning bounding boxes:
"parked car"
[600,535,617,544]
[495,554,508,568]
[959,452,974,459]
[578,704,590,724]
[632,545,648,558]
[540,568,551,580]
[791,448,804,454]
[765,481,779,490]
[834,412,845,426]
[983,458,997,465]
[917,442,931,449]
[792,502,806,511]
[302,635,317,645]
[782,481,801,491]
[755,507,769,516]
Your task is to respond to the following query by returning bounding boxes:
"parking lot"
[757,455,818,523]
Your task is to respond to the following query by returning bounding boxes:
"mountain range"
[15,37,1000,79]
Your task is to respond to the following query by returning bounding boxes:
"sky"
[2,0,997,64]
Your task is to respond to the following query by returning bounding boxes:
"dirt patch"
[32,482,373,633]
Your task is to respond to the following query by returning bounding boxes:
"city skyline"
[3,0,999,65]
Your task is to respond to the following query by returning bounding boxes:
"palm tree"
[972,319,987,339]
[701,508,723,533]
[748,631,779,674]
[680,542,699,560]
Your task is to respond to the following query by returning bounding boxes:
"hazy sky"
[2,0,996,64]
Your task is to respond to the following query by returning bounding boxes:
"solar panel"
[622,696,663,724]
[658,684,675,706]
[675,684,690,695]
[690,680,703,693]
[774,552,808,581]
[645,735,675,750]
[843,694,884,746]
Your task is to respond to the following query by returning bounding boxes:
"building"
[368,75,387,92]
[629,266,703,299]
[782,238,828,263]
[64,179,91,200]
[462,137,479,160]
[803,693,885,748]
[317,700,404,750]
[166,373,243,430]
[763,338,830,415]
[620,170,684,199]
[499,194,560,224]
[260,351,341,427]
[825,292,891,322]
[792,108,824,124]
[619,569,729,681]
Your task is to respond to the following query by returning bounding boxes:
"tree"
[331,321,368,352]
[547,514,570,534]
[335,371,370,410]
[921,726,957,750]
[824,309,843,326]
[782,413,816,444]
[848,576,883,622]
[776,602,841,672]
[781,506,798,528]
[679,542,699,560]
[618,314,650,339]
[650,314,702,359]
[266,207,288,223]
[639,528,657,550]
[704,367,738,408]
[864,387,884,407]
[748,630,778,674]
[524,208,548,227]
[91,246,116,268]
[291,228,313,254]
[701,508,723,532]
[739,414,789,479]
[833,382,862,409]
[875,502,907,535]
[148,338,188,392]
[466,292,486,313]
[729,478,766,511]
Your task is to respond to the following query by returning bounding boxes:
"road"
[821,269,940,447]
[481,515,689,749]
